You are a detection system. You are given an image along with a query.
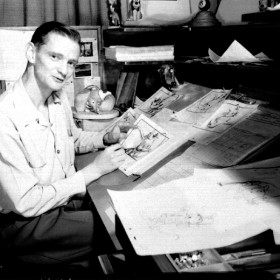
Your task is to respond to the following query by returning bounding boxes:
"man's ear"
[25,42,36,63]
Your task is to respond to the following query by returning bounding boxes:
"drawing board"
[119,114,173,176]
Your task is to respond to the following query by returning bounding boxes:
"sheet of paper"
[183,105,280,167]
[166,82,212,113]
[0,29,34,80]
[231,156,280,169]
[119,114,174,176]
[209,40,260,63]
[171,89,233,144]
[194,167,280,209]
[193,167,280,243]
[101,107,138,134]
[171,89,231,125]
[108,176,269,256]
[188,100,258,144]
[134,157,194,190]
[135,87,179,118]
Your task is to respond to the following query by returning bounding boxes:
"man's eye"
[51,55,59,60]
[68,61,76,68]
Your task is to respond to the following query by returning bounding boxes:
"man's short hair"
[31,21,81,48]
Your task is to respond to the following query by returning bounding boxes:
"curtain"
[0,0,110,27]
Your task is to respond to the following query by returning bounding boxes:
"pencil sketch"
[119,114,173,176]
[188,89,229,113]
[122,118,169,160]
[194,100,259,134]
[207,103,240,128]
[138,87,179,117]
[172,89,231,125]
[104,107,137,133]
[252,108,280,127]
[218,180,280,205]
[140,206,214,239]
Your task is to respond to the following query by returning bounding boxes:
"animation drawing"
[207,103,240,128]
[123,125,168,160]
[138,87,179,117]
[104,108,137,133]
[219,180,280,205]
[119,114,172,176]
[140,206,214,239]
[189,89,229,113]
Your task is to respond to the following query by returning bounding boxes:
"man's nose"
[58,60,68,77]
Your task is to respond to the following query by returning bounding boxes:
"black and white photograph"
[79,37,98,63]
[74,62,92,78]
[0,1,280,279]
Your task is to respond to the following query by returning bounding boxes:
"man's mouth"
[54,76,64,83]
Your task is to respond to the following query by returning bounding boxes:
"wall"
[216,0,259,25]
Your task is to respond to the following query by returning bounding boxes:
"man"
[0,21,128,274]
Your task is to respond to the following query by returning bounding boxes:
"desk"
[75,146,280,275]
[75,141,193,273]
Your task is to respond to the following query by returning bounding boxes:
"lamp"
[191,0,222,27]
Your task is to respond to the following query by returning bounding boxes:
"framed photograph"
[74,63,93,78]
[79,37,98,63]
[120,0,191,26]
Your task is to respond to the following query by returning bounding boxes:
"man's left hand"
[103,121,134,145]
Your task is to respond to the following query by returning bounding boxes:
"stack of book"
[104,45,174,62]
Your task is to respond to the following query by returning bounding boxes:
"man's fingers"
[117,121,136,132]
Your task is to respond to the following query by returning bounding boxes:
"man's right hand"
[81,144,126,185]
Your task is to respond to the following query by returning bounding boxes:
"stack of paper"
[104,45,174,62]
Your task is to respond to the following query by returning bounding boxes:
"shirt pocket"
[25,148,46,168]
[19,126,47,168]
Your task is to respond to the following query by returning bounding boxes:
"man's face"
[33,32,80,93]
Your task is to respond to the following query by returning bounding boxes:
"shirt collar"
[52,91,62,104]
[12,79,62,127]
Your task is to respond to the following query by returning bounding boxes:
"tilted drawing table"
[75,141,194,273]
[74,144,280,275]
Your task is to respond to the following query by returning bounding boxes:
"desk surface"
[75,149,280,274]
[75,141,193,252]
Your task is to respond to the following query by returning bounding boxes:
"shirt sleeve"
[0,114,86,217]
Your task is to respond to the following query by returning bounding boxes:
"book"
[104,45,174,62]
[106,54,174,62]
[105,45,174,55]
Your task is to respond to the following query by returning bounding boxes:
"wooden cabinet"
[102,23,280,104]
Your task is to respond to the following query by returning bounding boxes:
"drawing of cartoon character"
[126,130,162,160]
[219,180,279,205]
[207,104,240,128]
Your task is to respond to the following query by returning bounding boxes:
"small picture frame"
[79,38,98,63]
[74,63,93,78]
